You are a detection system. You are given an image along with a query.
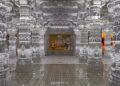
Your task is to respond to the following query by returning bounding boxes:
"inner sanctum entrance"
[48,33,72,54]
[45,28,75,56]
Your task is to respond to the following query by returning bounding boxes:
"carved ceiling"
[0,0,110,27]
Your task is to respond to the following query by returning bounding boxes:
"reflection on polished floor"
[0,56,110,86]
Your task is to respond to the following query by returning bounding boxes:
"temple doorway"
[45,28,75,56]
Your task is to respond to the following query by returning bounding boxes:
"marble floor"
[41,56,79,64]
[0,56,111,86]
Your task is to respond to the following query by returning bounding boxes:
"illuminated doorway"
[48,34,71,54]
[45,28,75,56]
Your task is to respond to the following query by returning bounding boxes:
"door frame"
[44,28,76,56]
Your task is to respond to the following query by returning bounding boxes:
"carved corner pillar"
[39,27,47,57]
[74,28,80,56]
[7,27,17,57]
